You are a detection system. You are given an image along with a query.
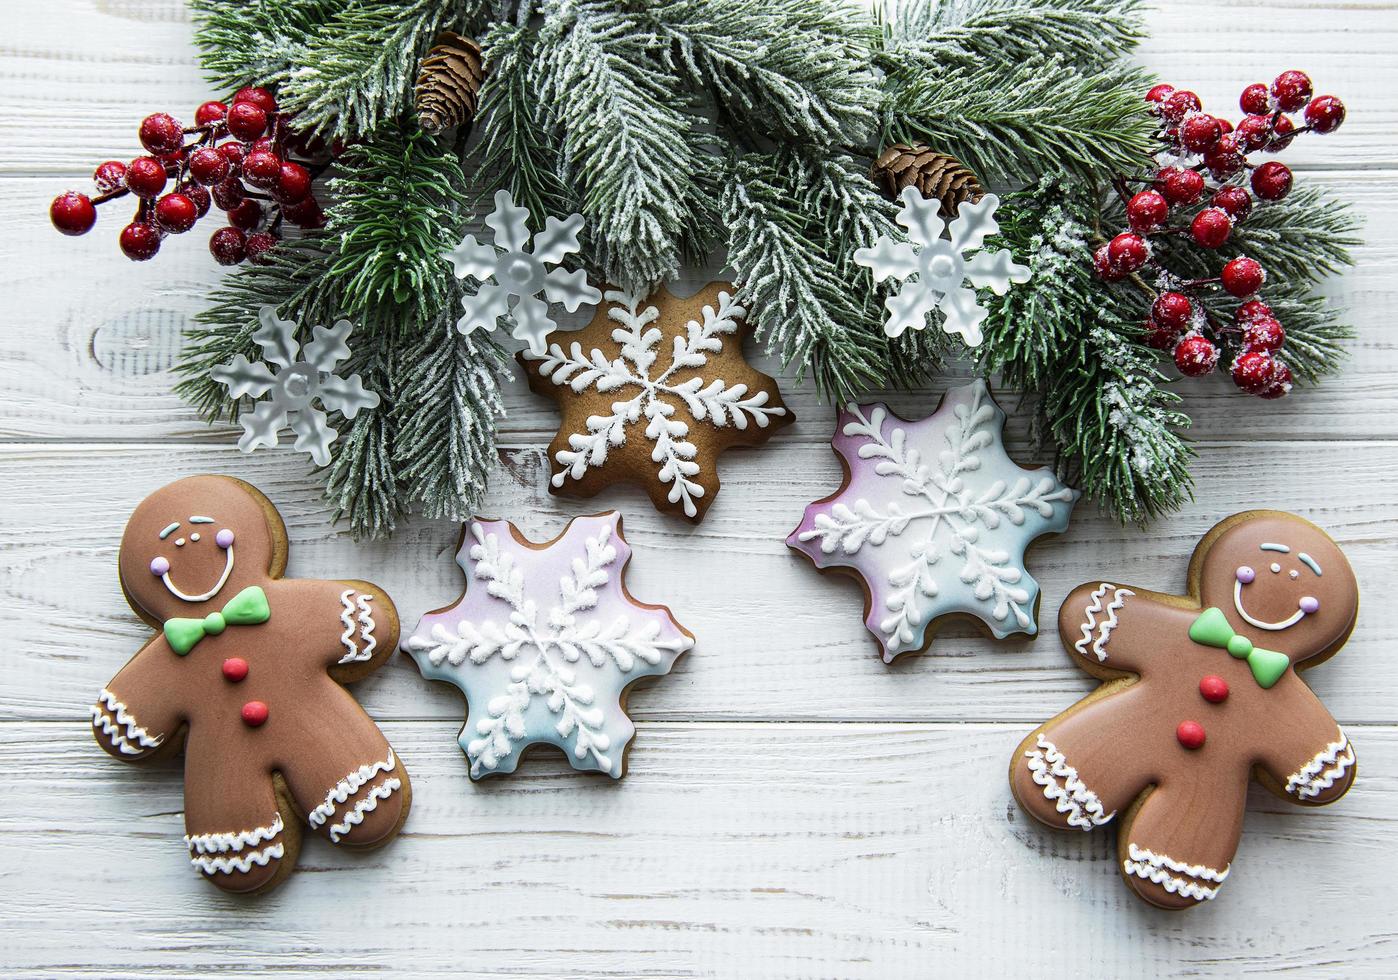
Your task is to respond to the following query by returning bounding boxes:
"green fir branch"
[323,323,402,538]
[1232,184,1360,285]
[189,0,338,92]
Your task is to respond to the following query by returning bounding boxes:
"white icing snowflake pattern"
[789,380,1078,662]
[404,515,693,778]
[210,305,380,466]
[523,287,787,519]
[854,188,1031,346]
[445,189,602,354]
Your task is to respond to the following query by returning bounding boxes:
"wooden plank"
[4,165,1397,444]
[1,719,1394,978]
[4,439,1395,725]
[3,0,1396,176]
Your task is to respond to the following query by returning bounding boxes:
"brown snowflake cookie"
[91,475,410,895]
[518,282,793,522]
[1010,511,1358,910]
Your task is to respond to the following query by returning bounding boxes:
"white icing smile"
[162,546,236,603]
[1233,578,1307,632]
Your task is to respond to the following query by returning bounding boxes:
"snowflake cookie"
[404,513,694,779]
[854,187,1031,346]
[445,189,601,355]
[787,380,1079,662]
[1012,512,1358,909]
[519,282,793,522]
[210,306,380,466]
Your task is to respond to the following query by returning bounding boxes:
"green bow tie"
[163,586,270,655]
[1188,607,1290,688]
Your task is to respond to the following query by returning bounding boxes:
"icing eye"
[1270,563,1281,573]
[1236,565,1255,584]
[216,529,235,549]
[191,532,201,542]
[150,556,170,577]
[1290,570,1300,580]
[1300,596,1320,614]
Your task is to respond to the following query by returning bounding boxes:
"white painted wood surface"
[2,1,1397,976]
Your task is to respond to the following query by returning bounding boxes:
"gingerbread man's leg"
[279,684,410,849]
[181,733,298,895]
[1011,688,1154,834]
[1117,768,1249,910]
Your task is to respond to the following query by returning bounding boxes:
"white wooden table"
[3,2,1397,976]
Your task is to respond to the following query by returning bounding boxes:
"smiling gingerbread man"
[1010,511,1358,909]
[90,475,411,894]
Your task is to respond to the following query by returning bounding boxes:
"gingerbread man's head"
[1195,511,1357,667]
[119,476,287,626]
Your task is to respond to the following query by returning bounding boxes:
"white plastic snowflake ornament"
[404,514,694,778]
[445,189,602,354]
[788,381,1079,662]
[210,305,379,466]
[854,188,1031,346]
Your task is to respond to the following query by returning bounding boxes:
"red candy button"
[1199,675,1229,703]
[241,700,269,727]
[1176,720,1206,750]
[222,657,249,682]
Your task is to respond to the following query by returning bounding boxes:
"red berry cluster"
[1092,71,1346,400]
[48,88,330,266]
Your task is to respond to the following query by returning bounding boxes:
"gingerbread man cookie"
[91,476,411,894]
[1010,511,1358,909]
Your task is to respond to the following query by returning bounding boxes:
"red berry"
[1265,115,1298,152]
[195,100,229,129]
[1199,675,1230,703]
[1145,83,1176,108]
[1251,161,1293,202]
[1216,118,1235,136]
[1151,292,1194,331]
[155,193,199,234]
[218,141,247,175]
[1174,335,1219,377]
[1161,90,1202,124]
[1176,720,1206,750]
[1271,71,1313,113]
[93,160,128,194]
[1242,316,1286,352]
[226,101,269,142]
[241,700,270,727]
[209,226,248,265]
[1235,114,1272,153]
[283,197,327,229]
[49,192,97,236]
[1236,300,1274,327]
[1107,233,1149,274]
[184,184,212,218]
[246,231,280,265]
[1126,190,1170,234]
[188,146,230,186]
[119,222,161,261]
[250,136,278,156]
[125,156,168,199]
[242,150,282,189]
[210,180,245,212]
[1240,83,1271,116]
[1191,207,1233,249]
[1180,113,1223,153]
[227,198,264,231]
[1305,95,1346,135]
[1093,244,1125,282]
[139,113,185,156]
[1204,134,1246,179]
[232,86,278,114]
[275,161,313,203]
[1222,256,1266,297]
[1156,166,1205,206]
[1145,320,1181,351]
[1260,361,1293,399]
[1212,185,1253,222]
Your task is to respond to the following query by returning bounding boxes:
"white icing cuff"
[328,776,402,843]
[338,590,378,664]
[1073,583,1133,662]
[309,750,397,829]
[91,689,164,756]
[1285,734,1355,800]
[186,814,285,876]
[1123,842,1228,902]
[1025,734,1115,831]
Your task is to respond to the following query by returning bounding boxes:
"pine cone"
[871,144,984,218]
[415,31,484,136]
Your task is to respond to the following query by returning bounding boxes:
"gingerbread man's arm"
[1057,582,1195,677]
[91,640,186,761]
[276,579,400,680]
[1253,675,1356,806]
